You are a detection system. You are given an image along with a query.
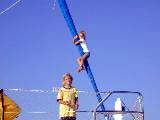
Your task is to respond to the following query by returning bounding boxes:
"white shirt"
[79,39,89,53]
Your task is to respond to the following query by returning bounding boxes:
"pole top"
[0,89,3,94]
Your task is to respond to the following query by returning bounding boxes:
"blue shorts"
[60,117,76,120]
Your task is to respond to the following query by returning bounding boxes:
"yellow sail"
[0,93,21,120]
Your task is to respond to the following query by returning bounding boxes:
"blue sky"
[0,0,160,120]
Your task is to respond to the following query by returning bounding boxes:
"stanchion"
[0,89,4,120]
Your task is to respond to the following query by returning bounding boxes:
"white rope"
[5,88,88,93]
[3,110,90,114]
[5,88,110,94]
[5,88,51,93]
[0,0,21,16]
[3,111,47,114]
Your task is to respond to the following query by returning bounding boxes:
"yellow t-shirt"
[57,86,78,117]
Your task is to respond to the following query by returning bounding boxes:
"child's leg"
[77,53,89,73]
[76,57,81,66]
[77,57,83,73]
[80,53,89,67]
[77,64,83,73]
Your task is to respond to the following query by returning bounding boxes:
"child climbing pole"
[57,0,106,114]
[72,31,90,73]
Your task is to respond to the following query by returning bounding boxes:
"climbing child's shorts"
[83,52,90,58]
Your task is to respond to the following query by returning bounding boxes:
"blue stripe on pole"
[57,0,106,112]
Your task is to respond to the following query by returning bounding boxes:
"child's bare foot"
[77,68,81,73]
[77,67,83,73]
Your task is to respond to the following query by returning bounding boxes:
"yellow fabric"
[57,87,78,117]
[0,94,21,120]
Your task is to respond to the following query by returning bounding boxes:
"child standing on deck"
[57,73,79,120]
[72,31,90,73]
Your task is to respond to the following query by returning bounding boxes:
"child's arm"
[75,100,79,110]
[58,100,77,109]
[57,89,71,106]
[57,99,71,106]
[74,89,79,110]
[72,35,82,45]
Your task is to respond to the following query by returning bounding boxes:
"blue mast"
[57,0,106,112]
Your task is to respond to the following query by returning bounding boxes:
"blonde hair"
[62,73,73,85]
[79,30,86,39]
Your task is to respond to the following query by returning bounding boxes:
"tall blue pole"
[57,0,106,112]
